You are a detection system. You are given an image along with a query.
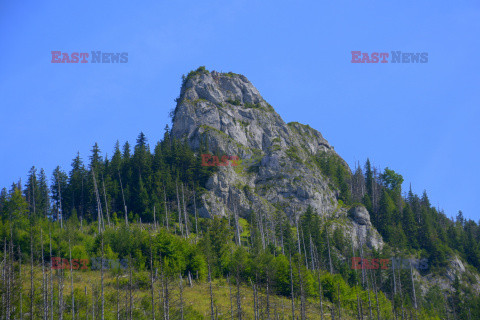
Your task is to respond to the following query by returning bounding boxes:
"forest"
[1,128,480,319]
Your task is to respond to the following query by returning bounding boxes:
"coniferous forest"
[1,129,480,319]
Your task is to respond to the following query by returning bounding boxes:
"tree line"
[1,129,479,319]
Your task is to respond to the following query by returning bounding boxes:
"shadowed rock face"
[350,206,371,225]
[171,68,383,250]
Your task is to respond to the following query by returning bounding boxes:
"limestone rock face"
[350,206,371,225]
[171,68,382,250]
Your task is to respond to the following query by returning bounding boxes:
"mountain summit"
[171,67,383,250]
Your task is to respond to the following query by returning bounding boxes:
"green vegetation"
[226,98,241,106]
[285,146,302,164]
[0,128,479,319]
[182,66,209,86]
[313,152,351,203]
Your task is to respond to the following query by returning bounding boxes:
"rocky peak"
[171,67,382,250]
[172,67,332,157]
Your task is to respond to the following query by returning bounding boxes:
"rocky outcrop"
[171,67,380,249]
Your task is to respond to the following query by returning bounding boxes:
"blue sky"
[1,0,479,221]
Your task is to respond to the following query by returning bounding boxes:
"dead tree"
[161,256,169,320]
[149,234,156,320]
[181,183,189,238]
[30,226,34,320]
[397,264,405,320]
[251,279,257,320]
[118,171,128,226]
[153,206,157,231]
[49,231,54,320]
[227,275,234,320]
[41,229,47,320]
[193,190,199,242]
[92,169,104,233]
[101,236,105,320]
[69,239,75,320]
[129,255,133,320]
[316,267,324,320]
[163,185,169,231]
[101,177,110,227]
[289,253,295,320]
[56,171,63,229]
[296,216,302,257]
[233,203,241,246]
[18,245,24,320]
[325,227,333,274]
[409,260,418,320]
[351,237,362,320]
[297,258,306,320]
[369,268,381,320]
[116,274,120,320]
[176,181,184,237]
[208,264,215,320]
[236,265,242,320]
[59,265,64,320]
[178,274,184,320]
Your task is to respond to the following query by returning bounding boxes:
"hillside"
[1,67,479,319]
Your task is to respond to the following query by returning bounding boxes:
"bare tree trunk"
[370,268,380,320]
[296,217,301,256]
[118,171,128,226]
[234,203,241,246]
[235,266,242,320]
[181,183,189,238]
[289,253,295,320]
[193,190,199,243]
[92,169,104,234]
[116,274,120,320]
[297,259,306,320]
[397,265,405,320]
[316,268,324,320]
[266,268,270,320]
[326,227,333,274]
[59,267,64,320]
[208,264,215,320]
[129,255,133,320]
[30,226,34,320]
[102,177,110,227]
[153,206,157,231]
[163,185,169,231]
[41,229,47,320]
[227,275,234,320]
[19,245,24,320]
[57,172,63,229]
[69,239,75,320]
[176,181,183,237]
[409,261,418,320]
[101,236,105,320]
[49,231,54,320]
[251,279,257,320]
[149,235,156,320]
[179,274,184,320]
[351,238,362,320]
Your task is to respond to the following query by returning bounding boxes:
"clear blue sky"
[1,1,479,222]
